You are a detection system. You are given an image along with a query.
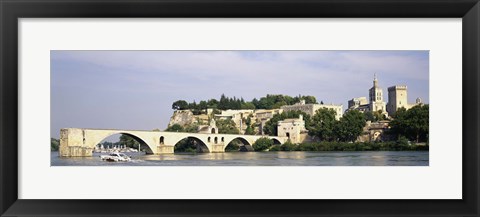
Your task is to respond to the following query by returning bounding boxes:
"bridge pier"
[59,145,94,157]
[156,145,174,154]
[59,128,95,157]
[211,144,225,153]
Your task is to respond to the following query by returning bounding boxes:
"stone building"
[197,118,219,134]
[356,120,391,142]
[369,73,387,114]
[346,74,387,116]
[277,115,309,143]
[213,109,283,135]
[254,109,283,135]
[281,100,343,120]
[347,97,370,113]
[214,109,254,134]
[386,85,423,116]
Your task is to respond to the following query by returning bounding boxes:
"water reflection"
[51,151,428,166]
[276,151,307,160]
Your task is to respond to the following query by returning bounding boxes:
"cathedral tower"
[368,73,387,113]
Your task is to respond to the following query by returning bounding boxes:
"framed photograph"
[1,0,479,216]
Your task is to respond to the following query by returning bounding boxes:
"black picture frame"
[1,0,479,216]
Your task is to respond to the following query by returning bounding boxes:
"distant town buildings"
[347,97,369,113]
[277,114,309,143]
[347,74,422,117]
[214,109,282,134]
[281,100,343,120]
[168,73,425,142]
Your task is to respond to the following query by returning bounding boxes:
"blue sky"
[50,50,429,139]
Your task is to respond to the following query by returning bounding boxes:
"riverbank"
[267,141,428,152]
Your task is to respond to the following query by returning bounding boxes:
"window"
[159,136,164,145]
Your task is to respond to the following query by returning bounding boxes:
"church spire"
[373,73,378,87]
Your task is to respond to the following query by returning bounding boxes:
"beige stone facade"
[277,115,309,143]
[281,100,343,120]
[356,120,391,142]
[213,109,283,134]
[368,74,387,114]
[197,118,219,134]
[254,109,283,135]
[348,97,368,109]
[347,97,370,113]
[386,85,422,116]
[214,109,254,134]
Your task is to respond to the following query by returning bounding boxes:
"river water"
[51,151,428,166]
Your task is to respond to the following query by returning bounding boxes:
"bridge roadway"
[59,128,288,157]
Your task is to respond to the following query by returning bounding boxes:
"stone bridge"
[59,128,288,157]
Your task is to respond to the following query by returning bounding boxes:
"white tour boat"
[100,153,131,162]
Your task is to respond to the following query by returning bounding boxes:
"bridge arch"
[225,137,253,152]
[271,138,282,145]
[172,136,210,153]
[92,132,154,154]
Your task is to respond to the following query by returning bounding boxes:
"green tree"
[251,98,259,108]
[241,102,256,110]
[365,110,386,122]
[390,104,429,143]
[406,105,429,143]
[51,138,60,151]
[172,100,189,110]
[390,107,408,135]
[119,134,140,149]
[184,124,200,133]
[252,137,274,151]
[300,95,317,104]
[218,94,228,110]
[335,110,366,142]
[309,108,337,141]
[245,125,255,135]
[174,138,197,153]
[165,124,185,132]
[244,117,255,135]
[280,140,298,151]
[257,95,276,109]
[198,100,208,113]
[273,101,287,109]
[216,119,240,134]
[225,140,241,152]
[207,99,218,108]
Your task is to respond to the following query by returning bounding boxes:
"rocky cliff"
[168,110,196,127]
